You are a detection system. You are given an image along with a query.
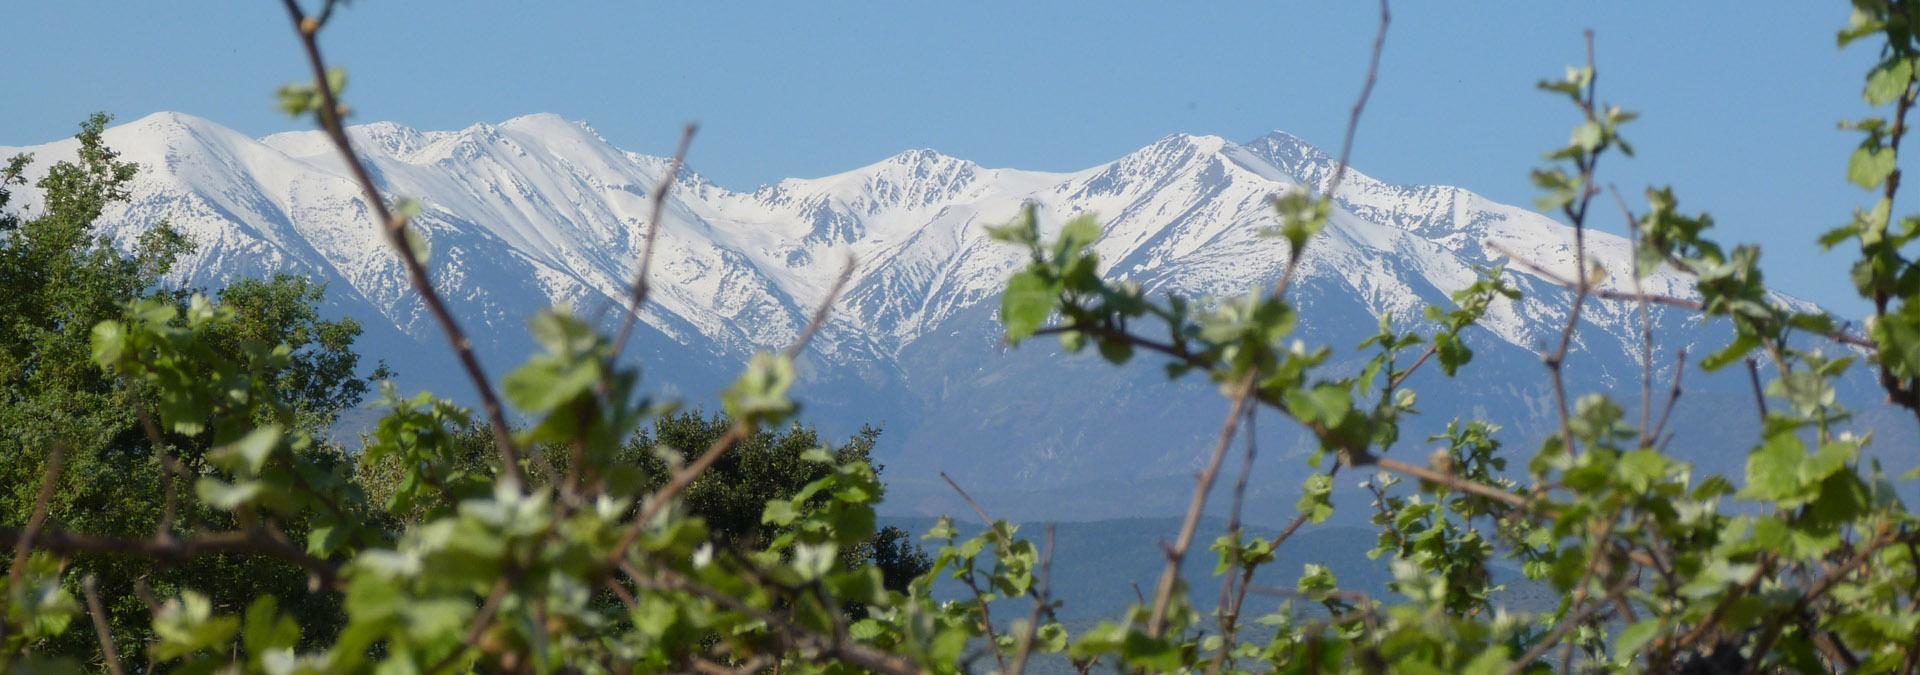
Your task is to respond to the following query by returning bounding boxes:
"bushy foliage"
[7,1,1920,673]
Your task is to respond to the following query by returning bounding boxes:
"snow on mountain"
[3,112,1889,521]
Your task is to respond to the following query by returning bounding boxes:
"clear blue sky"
[2,2,1894,315]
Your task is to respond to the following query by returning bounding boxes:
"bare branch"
[1275,0,1389,298]
[82,575,126,675]
[787,257,856,360]
[1745,357,1769,422]
[426,577,511,675]
[1007,525,1058,675]
[8,445,65,594]
[0,527,343,590]
[278,0,526,487]
[1648,349,1688,445]
[610,124,699,364]
[1490,240,1874,350]
[1147,374,1257,638]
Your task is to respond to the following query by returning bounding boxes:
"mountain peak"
[1242,130,1335,178]
[110,111,242,148]
[499,112,594,137]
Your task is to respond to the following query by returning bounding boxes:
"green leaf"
[196,478,265,510]
[1296,473,1335,524]
[1614,619,1661,659]
[1865,57,1914,106]
[1571,120,1604,152]
[89,320,126,367]
[1741,432,1805,504]
[1849,145,1897,189]
[1054,214,1101,259]
[1001,270,1058,344]
[242,596,299,655]
[793,542,837,581]
[1285,384,1351,426]
[210,425,283,475]
[721,353,797,422]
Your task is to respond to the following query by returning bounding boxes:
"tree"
[626,412,931,594]
[0,115,381,662]
[354,410,933,595]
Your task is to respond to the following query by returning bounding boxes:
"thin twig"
[1503,575,1631,675]
[135,407,180,535]
[1275,0,1389,298]
[1147,374,1257,638]
[1742,525,1900,674]
[81,575,126,675]
[610,124,699,364]
[7,445,65,594]
[1649,349,1688,444]
[936,473,1075,630]
[1490,241,1874,349]
[426,577,511,674]
[0,527,343,590]
[608,260,856,563]
[1615,184,1658,445]
[1007,525,1057,675]
[1745,357,1769,422]
[278,0,526,487]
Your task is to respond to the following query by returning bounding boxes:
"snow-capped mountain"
[2,112,1903,522]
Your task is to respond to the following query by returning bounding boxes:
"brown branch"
[937,473,1076,633]
[1745,357,1769,422]
[1615,184,1658,444]
[1872,76,1920,414]
[1147,374,1258,638]
[1742,526,1898,674]
[1672,553,1776,652]
[81,575,125,675]
[610,124,699,364]
[0,527,342,590]
[1212,463,1344,675]
[786,257,856,360]
[278,0,526,487]
[1032,323,1210,371]
[426,577,511,675]
[7,445,65,594]
[1006,525,1057,675]
[1386,343,1438,391]
[1365,455,1528,509]
[1491,241,1875,350]
[1503,575,1631,675]
[1648,348,1688,445]
[1275,0,1389,298]
[135,407,180,535]
[1209,402,1261,670]
[1322,0,1390,202]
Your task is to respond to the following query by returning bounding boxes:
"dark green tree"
[0,114,381,661]
[625,412,931,592]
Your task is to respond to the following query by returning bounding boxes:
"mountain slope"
[3,113,1903,522]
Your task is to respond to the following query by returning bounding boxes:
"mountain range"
[4,112,1912,524]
